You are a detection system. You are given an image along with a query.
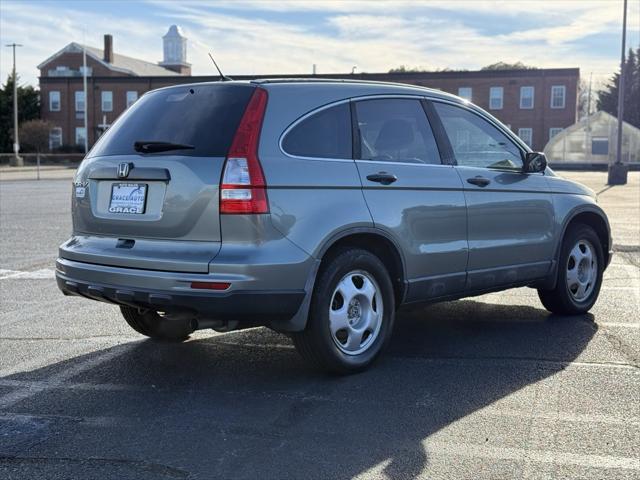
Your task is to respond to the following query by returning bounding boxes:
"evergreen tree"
[0,74,40,152]
[596,47,640,129]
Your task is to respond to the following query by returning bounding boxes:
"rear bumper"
[55,258,305,323]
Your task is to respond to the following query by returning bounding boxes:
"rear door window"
[88,84,256,158]
[354,98,441,164]
[282,103,352,159]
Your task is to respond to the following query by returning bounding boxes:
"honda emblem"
[117,163,130,178]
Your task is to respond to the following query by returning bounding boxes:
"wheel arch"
[560,206,611,266]
[541,205,612,291]
[316,228,408,308]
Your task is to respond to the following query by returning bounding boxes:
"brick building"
[39,28,579,152]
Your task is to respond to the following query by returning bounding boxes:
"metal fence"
[0,153,85,166]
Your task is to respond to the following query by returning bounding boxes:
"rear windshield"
[88,84,255,158]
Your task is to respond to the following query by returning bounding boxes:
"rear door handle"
[366,172,397,185]
[466,176,491,187]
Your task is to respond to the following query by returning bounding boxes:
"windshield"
[88,83,255,158]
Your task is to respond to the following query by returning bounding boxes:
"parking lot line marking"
[0,343,134,409]
[621,262,640,304]
[216,340,295,350]
[2,378,635,427]
[0,412,127,428]
[419,439,640,472]
[598,322,640,329]
[352,440,640,479]
[473,405,639,427]
[0,268,56,280]
[0,379,143,392]
[0,298,73,328]
[0,337,135,378]
[352,459,392,480]
[390,356,640,371]
[0,297,108,328]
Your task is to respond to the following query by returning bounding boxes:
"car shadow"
[0,299,596,479]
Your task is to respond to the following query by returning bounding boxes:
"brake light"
[220,88,269,214]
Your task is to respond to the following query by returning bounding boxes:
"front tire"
[292,248,395,374]
[120,306,194,342]
[538,224,604,315]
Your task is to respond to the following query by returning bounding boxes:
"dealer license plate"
[109,183,147,214]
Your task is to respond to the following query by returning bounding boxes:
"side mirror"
[523,152,547,173]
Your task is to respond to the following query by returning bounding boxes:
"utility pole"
[83,41,89,154]
[586,72,592,163]
[587,72,592,117]
[608,0,628,185]
[5,43,23,166]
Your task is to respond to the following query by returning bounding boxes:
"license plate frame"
[109,183,148,214]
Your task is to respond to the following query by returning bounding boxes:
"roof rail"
[249,77,430,89]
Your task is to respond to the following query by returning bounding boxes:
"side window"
[354,99,441,164]
[282,103,352,159]
[433,102,523,170]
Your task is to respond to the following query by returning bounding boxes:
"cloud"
[1,0,638,87]
[0,1,167,85]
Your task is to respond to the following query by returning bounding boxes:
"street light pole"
[83,42,89,154]
[5,43,23,166]
[608,0,628,185]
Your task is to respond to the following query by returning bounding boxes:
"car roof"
[149,78,463,104]
[250,77,459,101]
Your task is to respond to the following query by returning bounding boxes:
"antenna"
[208,52,232,81]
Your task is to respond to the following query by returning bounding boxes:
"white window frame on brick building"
[101,91,113,112]
[75,91,85,112]
[518,128,533,147]
[458,87,472,102]
[489,87,503,110]
[126,91,138,108]
[520,86,534,109]
[551,85,566,109]
[549,127,563,140]
[49,91,60,111]
[75,127,87,146]
[49,127,62,150]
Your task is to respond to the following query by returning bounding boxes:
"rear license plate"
[109,183,147,214]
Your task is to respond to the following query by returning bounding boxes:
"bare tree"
[20,119,53,178]
[577,79,590,120]
[20,119,53,154]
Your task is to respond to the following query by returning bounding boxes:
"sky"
[1,0,639,88]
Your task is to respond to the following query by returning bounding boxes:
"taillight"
[220,88,269,214]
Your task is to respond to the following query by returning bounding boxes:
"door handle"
[466,176,491,187]
[366,172,397,185]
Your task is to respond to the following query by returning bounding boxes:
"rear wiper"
[134,141,195,153]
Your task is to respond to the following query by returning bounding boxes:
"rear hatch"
[66,83,256,273]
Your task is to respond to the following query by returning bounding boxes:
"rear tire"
[120,306,194,342]
[292,248,395,374]
[537,224,604,315]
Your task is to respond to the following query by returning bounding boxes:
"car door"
[430,101,555,291]
[353,97,468,301]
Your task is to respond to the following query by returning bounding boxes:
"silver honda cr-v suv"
[57,79,612,373]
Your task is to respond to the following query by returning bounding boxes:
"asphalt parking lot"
[0,170,638,479]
